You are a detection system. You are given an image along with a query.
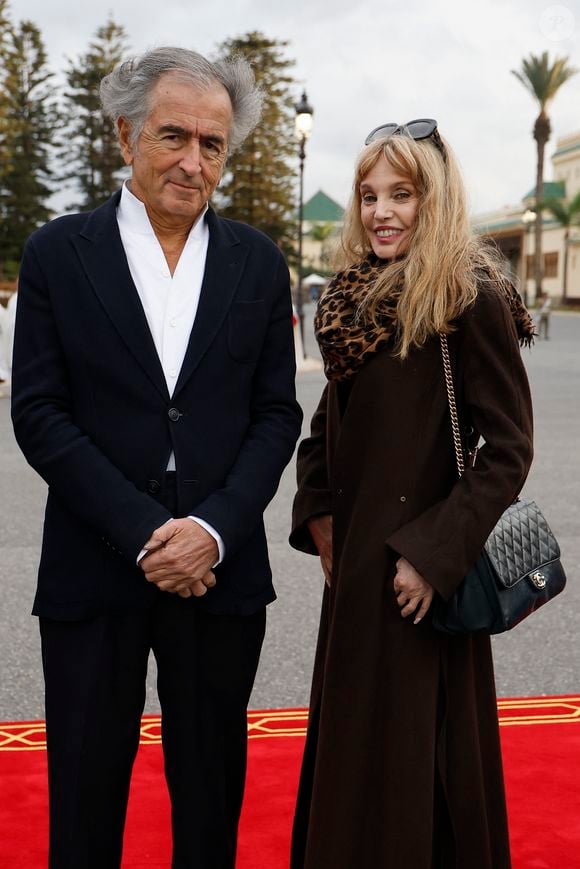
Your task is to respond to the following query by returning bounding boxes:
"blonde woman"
[290,120,535,869]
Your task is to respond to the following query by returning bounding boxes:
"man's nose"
[179,140,202,175]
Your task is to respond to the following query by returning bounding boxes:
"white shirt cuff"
[136,517,225,567]
[188,516,225,566]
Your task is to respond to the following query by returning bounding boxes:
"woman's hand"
[394,556,434,624]
[308,514,333,587]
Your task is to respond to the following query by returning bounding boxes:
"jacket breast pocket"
[227,300,267,362]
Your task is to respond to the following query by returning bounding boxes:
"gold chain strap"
[439,334,465,478]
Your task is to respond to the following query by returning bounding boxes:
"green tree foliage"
[215,32,298,259]
[62,18,129,210]
[0,0,14,227]
[0,16,60,268]
[0,0,9,45]
[512,52,577,299]
[309,222,335,243]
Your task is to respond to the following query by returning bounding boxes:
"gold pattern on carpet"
[2,698,579,751]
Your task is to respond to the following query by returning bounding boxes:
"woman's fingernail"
[414,617,421,625]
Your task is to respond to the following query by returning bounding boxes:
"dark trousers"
[39,479,266,869]
[41,602,265,869]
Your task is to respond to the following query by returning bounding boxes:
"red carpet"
[1,698,579,868]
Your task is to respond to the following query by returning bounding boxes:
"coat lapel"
[71,192,169,401]
[173,208,248,397]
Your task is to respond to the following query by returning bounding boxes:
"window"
[544,252,558,278]
[526,253,559,278]
[526,255,534,279]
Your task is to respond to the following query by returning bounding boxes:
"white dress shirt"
[117,183,224,563]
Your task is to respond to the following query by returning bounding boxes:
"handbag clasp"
[531,572,547,589]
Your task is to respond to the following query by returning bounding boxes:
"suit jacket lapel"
[72,192,169,401]
[174,209,248,397]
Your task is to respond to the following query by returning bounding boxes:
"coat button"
[336,488,343,495]
[168,407,180,422]
[146,479,161,494]
[400,495,407,502]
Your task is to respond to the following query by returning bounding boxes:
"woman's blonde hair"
[337,133,509,358]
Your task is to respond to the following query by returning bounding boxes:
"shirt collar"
[118,181,209,240]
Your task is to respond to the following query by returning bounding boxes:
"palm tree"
[541,193,580,303]
[309,222,335,243]
[309,221,336,270]
[512,52,577,300]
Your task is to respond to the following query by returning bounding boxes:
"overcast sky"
[11,0,580,215]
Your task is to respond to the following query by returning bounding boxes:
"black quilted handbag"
[431,335,566,635]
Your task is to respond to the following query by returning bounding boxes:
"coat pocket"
[227,300,266,362]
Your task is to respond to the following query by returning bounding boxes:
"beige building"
[473,131,580,304]
[301,190,344,274]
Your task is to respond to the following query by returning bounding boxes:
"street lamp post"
[294,90,313,359]
[522,209,537,308]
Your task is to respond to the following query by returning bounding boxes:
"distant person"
[0,302,9,382]
[4,291,17,377]
[289,119,535,868]
[537,291,552,339]
[11,46,301,869]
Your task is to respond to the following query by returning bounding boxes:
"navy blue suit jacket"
[12,191,302,620]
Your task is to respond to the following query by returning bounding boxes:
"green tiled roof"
[473,219,524,233]
[473,215,558,233]
[303,190,344,222]
[523,180,565,201]
[553,142,580,159]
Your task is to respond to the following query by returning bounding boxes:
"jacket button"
[146,479,161,495]
[336,488,343,495]
[168,407,180,422]
[400,495,407,502]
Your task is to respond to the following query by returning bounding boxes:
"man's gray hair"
[100,46,262,152]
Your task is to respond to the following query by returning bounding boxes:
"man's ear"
[118,117,134,166]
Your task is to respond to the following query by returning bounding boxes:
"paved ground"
[0,308,578,720]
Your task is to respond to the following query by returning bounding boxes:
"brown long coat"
[290,286,533,869]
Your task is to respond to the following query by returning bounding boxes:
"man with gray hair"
[12,46,302,868]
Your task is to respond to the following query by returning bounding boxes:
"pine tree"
[215,32,298,259]
[62,18,129,210]
[0,0,9,46]
[0,18,59,270]
[0,0,14,225]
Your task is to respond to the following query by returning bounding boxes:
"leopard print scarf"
[315,253,535,381]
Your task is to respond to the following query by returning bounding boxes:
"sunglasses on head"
[364,118,446,160]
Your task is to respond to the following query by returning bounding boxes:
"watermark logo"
[539,5,576,41]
